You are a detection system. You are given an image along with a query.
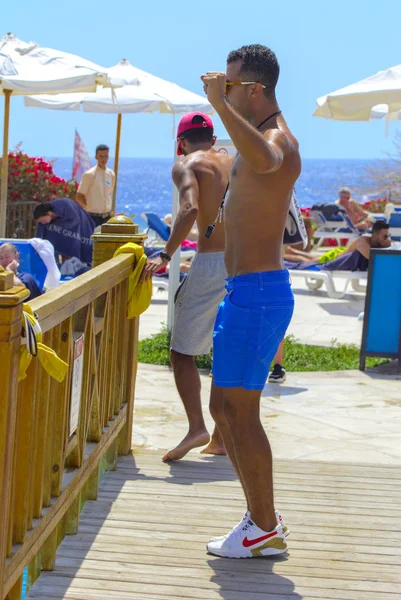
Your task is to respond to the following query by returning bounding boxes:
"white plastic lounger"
[152,276,169,292]
[388,210,401,241]
[311,210,360,248]
[290,269,367,299]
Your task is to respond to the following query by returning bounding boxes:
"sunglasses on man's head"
[224,81,266,95]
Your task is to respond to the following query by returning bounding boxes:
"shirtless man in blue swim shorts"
[201,44,301,558]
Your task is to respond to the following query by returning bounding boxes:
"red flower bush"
[2,150,78,204]
[362,197,388,213]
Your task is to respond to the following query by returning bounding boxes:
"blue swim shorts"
[213,270,294,391]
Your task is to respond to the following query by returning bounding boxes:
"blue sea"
[53,158,378,230]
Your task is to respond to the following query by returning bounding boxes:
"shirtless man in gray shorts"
[141,112,233,462]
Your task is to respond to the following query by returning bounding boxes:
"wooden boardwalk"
[27,450,401,600]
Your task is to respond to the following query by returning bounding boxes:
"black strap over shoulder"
[205,182,230,239]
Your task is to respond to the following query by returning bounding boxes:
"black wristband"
[160,251,172,262]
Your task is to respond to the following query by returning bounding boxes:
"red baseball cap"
[177,112,214,138]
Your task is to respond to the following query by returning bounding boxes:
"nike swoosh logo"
[242,531,277,548]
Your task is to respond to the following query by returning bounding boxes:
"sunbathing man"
[346,220,391,256]
[336,186,371,231]
[141,112,233,462]
[201,44,300,558]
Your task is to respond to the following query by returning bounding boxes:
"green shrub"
[138,328,388,372]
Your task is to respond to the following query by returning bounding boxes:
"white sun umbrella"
[369,104,401,121]
[25,59,213,329]
[314,63,401,121]
[0,33,113,237]
[0,34,110,93]
[25,59,212,205]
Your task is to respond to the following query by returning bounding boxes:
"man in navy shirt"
[0,243,42,300]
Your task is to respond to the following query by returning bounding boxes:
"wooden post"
[64,493,81,535]
[0,266,29,598]
[41,528,58,572]
[85,466,99,501]
[5,575,22,600]
[112,113,122,215]
[91,215,146,266]
[0,90,12,239]
[92,217,147,455]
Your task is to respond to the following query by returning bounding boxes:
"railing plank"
[100,293,112,429]
[66,307,93,469]
[50,319,73,498]
[118,316,140,456]
[33,331,52,516]
[106,288,118,422]
[12,361,39,544]
[42,326,64,508]
[114,282,127,414]
[28,363,45,526]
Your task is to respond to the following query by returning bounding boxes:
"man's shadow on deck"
[127,452,239,486]
[207,555,303,599]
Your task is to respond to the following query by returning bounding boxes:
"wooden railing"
[0,218,147,599]
[5,202,37,239]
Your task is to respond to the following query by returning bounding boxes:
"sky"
[2,0,401,161]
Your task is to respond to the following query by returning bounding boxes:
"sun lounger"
[389,210,401,241]
[311,208,360,248]
[152,274,170,292]
[142,212,196,260]
[142,212,173,245]
[152,271,187,294]
[290,268,367,299]
[0,237,60,290]
[144,247,188,295]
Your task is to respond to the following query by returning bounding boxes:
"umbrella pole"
[167,134,180,333]
[0,90,12,238]
[112,113,122,214]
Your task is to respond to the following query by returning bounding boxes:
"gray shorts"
[171,252,227,356]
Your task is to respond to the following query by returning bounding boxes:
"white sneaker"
[209,511,250,543]
[207,518,287,558]
[209,510,289,543]
[276,510,290,537]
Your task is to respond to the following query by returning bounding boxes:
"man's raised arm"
[201,72,285,175]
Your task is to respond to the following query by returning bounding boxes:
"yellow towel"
[19,305,69,383]
[113,243,152,318]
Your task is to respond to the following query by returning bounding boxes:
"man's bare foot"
[162,431,210,462]
[200,439,226,456]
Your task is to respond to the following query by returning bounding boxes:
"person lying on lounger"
[285,221,391,271]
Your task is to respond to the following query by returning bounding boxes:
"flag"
[72,130,92,182]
